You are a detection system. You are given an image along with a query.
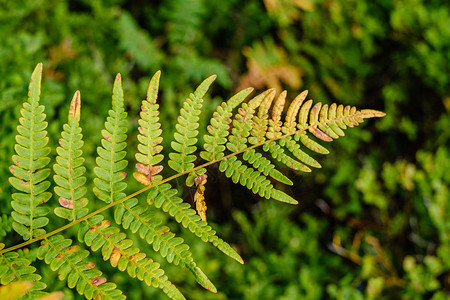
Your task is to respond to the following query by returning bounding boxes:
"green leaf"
[93,74,128,204]
[150,184,244,264]
[9,63,51,240]
[168,75,216,174]
[53,91,88,222]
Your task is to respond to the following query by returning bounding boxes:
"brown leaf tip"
[136,163,149,175]
[84,261,95,270]
[59,197,74,209]
[157,228,170,235]
[102,130,111,140]
[194,174,207,187]
[90,277,107,286]
[135,164,163,184]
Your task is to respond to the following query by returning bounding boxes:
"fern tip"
[69,90,81,122]
[33,62,43,75]
[150,70,161,81]
[359,109,386,118]
[194,74,217,98]
[194,267,218,293]
[29,62,43,90]
[147,71,161,104]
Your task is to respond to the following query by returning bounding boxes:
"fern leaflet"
[0,243,46,299]
[168,75,216,187]
[148,183,244,264]
[9,63,51,240]
[38,236,125,300]
[93,74,128,204]
[53,91,89,221]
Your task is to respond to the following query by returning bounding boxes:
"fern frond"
[134,71,164,181]
[37,236,124,300]
[219,90,298,201]
[266,90,286,139]
[261,92,385,175]
[0,243,46,298]
[47,81,126,299]
[260,91,312,173]
[114,198,217,292]
[282,90,308,135]
[298,100,385,144]
[277,90,322,168]
[133,71,164,188]
[244,90,293,185]
[323,103,346,136]
[263,141,311,172]
[149,183,244,264]
[226,93,263,152]
[93,74,128,204]
[200,87,384,205]
[242,149,293,185]
[168,75,216,186]
[132,72,217,292]
[53,91,88,221]
[77,215,186,300]
[2,65,386,300]
[9,63,51,240]
[200,87,253,162]
[295,131,329,154]
[248,88,275,145]
[280,136,321,168]
[131,74,232,274]
[219,157,298,204]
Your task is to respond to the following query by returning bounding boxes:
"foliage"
[1,57,382,298]
[0,0,449,298]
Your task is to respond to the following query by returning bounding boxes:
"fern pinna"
[1,63,385,299]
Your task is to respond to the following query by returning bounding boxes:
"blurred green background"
[0,0,449,299]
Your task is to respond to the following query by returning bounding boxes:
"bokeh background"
[0,0,449,299]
